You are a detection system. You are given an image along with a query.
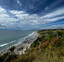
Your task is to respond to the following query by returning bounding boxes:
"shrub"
[9,46,16,52]
[57,31,63,37]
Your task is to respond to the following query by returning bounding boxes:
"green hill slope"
[0,29,64,62]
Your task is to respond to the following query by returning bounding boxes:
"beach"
[0,31,38,55]
[14,32,38,55]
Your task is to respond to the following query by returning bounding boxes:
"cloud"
[0,6,19,29]
[0,6,6,14]
[43,8,64,18]
[29,4,34,9]
[17,0,22,6]
[9,7,64,30]
[0,5,64,30]
[9,7,64,28]
[42,24,64,29]
[49,0,64,9]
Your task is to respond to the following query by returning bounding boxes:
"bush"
[9,46,16,52]
[57,31,63,37]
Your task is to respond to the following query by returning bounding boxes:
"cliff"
[0,29,64,62]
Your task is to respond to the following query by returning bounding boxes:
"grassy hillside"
[0,29,64,62]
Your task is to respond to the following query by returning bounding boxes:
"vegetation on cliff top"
[0,29,64,62]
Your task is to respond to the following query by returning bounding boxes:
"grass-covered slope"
[0,29,64,62]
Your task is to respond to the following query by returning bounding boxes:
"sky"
[0,0,64,30]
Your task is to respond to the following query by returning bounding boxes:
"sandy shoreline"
[0,31,38,55]
[14,31,38,55]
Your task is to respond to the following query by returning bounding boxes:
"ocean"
[0,31,34,51]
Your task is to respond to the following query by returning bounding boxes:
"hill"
[0,29,64,62]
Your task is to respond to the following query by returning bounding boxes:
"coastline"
[0,31,38,55]
[14,31,38,55]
